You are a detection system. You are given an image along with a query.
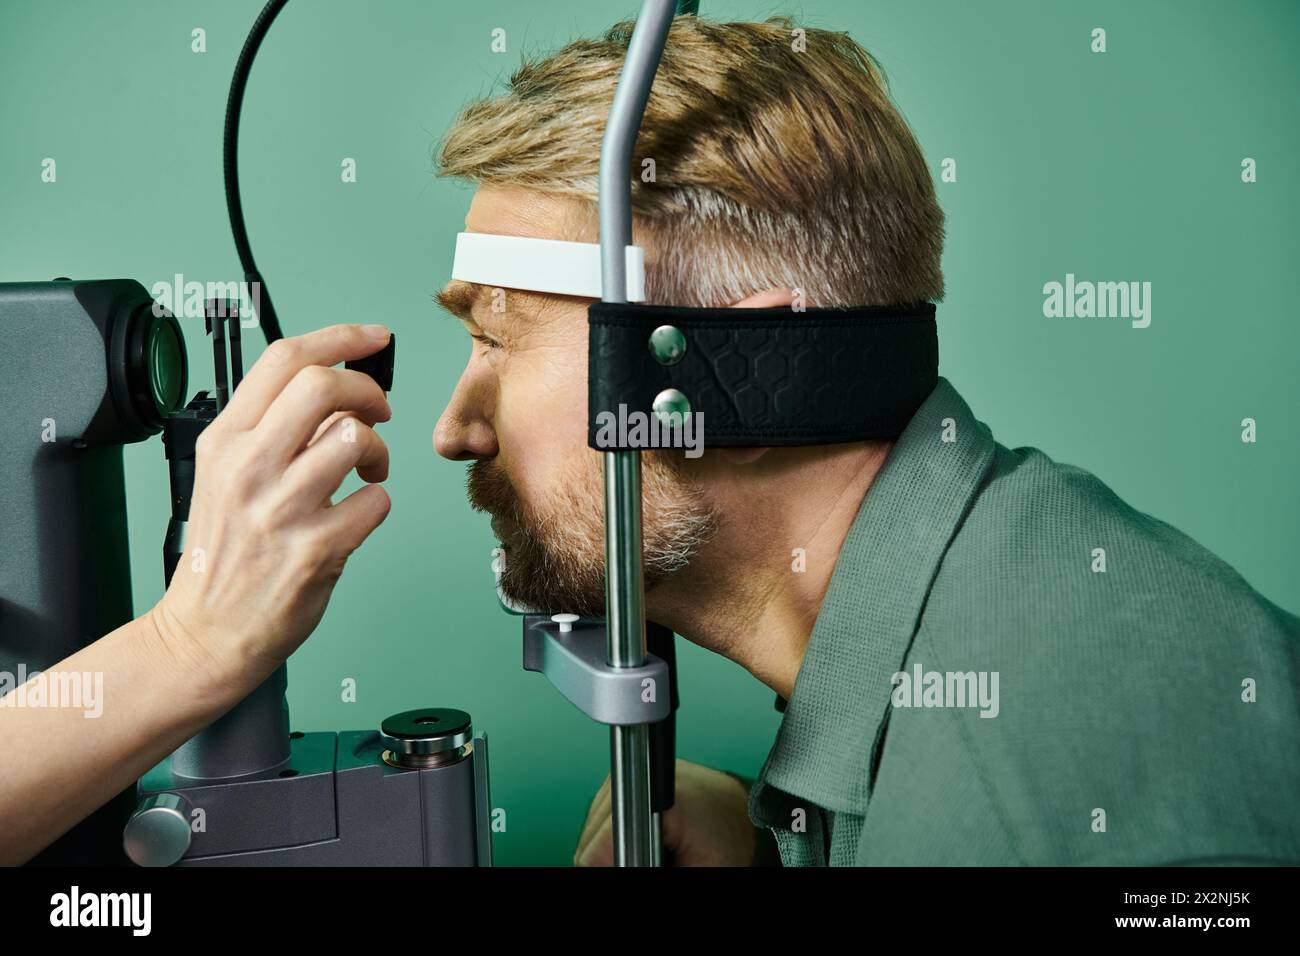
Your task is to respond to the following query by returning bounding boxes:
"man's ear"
[729,287,795,309]
[717,447,770,465]
[713,289,790,463]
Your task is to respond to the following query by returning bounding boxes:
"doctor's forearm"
[0,609,255,865]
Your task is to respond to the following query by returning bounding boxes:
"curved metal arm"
[597,0,678,868]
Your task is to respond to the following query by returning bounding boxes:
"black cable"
[223,0,290,343]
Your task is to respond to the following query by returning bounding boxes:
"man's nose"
[434,375,498,462]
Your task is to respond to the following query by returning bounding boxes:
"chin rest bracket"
[522,615,672,726]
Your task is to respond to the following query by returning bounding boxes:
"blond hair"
[438,15,944,308]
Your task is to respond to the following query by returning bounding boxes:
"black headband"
[587,301,938,449]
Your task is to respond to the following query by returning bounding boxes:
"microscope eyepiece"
[145,313,187,418]
[104,295,188,440]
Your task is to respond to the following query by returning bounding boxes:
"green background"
[1,0,1296,865]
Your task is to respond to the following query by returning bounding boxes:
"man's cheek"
[517,343,589,428]
[498,367,591,457]
[493,414,567,512]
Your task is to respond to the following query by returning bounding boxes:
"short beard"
[467,452,719,617]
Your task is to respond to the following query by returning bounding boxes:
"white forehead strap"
[451,232,646,303]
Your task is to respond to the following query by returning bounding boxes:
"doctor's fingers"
[280,417,389,508]
[251,366,391,464]
[575,775,613,862]
[310,482,392,560]
[310,409,368,446]
[574,815,614,867]
[216,324,392,433]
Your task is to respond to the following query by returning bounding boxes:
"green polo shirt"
[748,377,1300,866]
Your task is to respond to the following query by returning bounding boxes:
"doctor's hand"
[150,323,393,695]
[574,759,759,866]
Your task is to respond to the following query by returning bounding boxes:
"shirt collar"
[750,377,997,822]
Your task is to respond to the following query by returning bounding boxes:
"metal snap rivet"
[648,325,687,365]
[652,388,692,426]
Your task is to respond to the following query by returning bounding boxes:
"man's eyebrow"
[434,280,484,321]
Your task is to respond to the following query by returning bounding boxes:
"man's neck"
[648,441,894,700]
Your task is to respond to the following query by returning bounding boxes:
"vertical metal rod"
[605,452,652,866]
[228,304,244,391]
[597,0,677,868]
[210,310,230,410]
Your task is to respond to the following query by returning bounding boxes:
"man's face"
[434,186,718,616]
